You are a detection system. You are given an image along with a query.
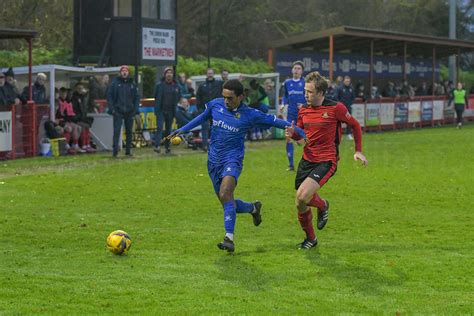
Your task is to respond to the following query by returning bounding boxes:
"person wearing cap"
[153,66,181,154]
[0,72,20,106]
[280,60,306,171]
[107,65,140,157]
[21,72,48,104]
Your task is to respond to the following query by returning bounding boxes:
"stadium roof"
[0,28,37,40]
[269,26,474,58]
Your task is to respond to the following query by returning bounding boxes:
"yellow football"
[171,136,182,145]
[106,230,132,255]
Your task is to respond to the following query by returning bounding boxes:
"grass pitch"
[1,126,473,314]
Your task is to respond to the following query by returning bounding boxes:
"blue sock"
[223,201,236,234]
[286,142,294,167]
[235,199,254,213]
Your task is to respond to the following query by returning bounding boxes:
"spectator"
[97,74,110,99]
[248,79,271,140]
[355,83,369,101]
[337,76,356,139]
[107,65,139,157]
[154,66,181,154]
[175,97,194,128]
[416,82,429,96]
[185,78,195,98]
[221,69,229,82]
[400,80,414,98]
[21,73,48,104]
[196,68,223,150]
[326,81,338,100]
[371,85,381,99]
[263,78,276,108]
[382,81,397,97]
[71,82,96,153]
[5,68,20,97]
[177,72,191,99]
[0,71,20,106]
[56,87,83,154]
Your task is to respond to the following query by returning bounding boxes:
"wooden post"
[267,48,273,68]
[329,35,334,81]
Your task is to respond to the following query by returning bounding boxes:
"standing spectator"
[177,72,191,99]
[355,83,369,101]
[154,66,181,154]
[371,84,381,99]
[449,82,468,129]
[71,82,96,153]
[107,65,139,157]
[248,79,270,140]
[400,80,415,98]
[5,68,21,97]
[337,76,356,140]
[264,78,276,108]
[196,68,223,150]
[0,72,20,106]
[221,69,229,82]
[21,73,48,104]
[185,78,195,98]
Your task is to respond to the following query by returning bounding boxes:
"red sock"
[308,193,326,211]
[80,129,87,147]
[64,131,71,144]
[84,128,90,146]
[298,208,315,240]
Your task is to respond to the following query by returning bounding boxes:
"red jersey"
[292,98,362,163]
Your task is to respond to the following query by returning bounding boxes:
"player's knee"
[218,189,232,203]
[296,188,312,205]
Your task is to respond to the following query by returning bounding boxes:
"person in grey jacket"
[107,65,139,157]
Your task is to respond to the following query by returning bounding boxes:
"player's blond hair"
[305,71,329,95]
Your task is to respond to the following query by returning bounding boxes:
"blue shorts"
[287,112,298,124]
[207,161,243,195]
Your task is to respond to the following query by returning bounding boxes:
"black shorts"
[295,159,337,190]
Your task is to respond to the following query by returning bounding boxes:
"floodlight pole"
[329,35,334,82]
[207,0,211,68]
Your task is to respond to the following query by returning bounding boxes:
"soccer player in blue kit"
[168,79,307,253]
[280,61,306,171]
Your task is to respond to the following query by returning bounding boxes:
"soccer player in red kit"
[286,71,368,249]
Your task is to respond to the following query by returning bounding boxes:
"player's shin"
[223,201,236,240]
[297,207,316,241]
[308,193,326,211]
[286,142,294,168]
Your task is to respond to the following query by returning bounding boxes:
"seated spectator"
[56,87,84,154]
[416,82,429,96]
[355,83,369,101]
[382,81,397,98]
[71,82,96,153]
[0,71,20,106]
[21,73,48,104]
[175,97,195,128]
[371,85,381,99]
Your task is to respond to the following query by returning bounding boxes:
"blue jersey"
[282,77,306,121]
[177,98,306,165]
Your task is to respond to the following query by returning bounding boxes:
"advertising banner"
[421,100,433,122]
[394,102,408,123]
[142,27,176,61]
[408,101,421,123]
[380,103,395,125]
[433,100,444,121]
[366,103,380,126]
[276,50,440,78]
[0,111,12,151]
[351,103,365,127]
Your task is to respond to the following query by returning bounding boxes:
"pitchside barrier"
[1,95,473,160]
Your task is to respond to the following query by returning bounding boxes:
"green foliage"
[440,65,474,89]
[1,126,474,314]
[176,55,272,76]
[0,47,72,67]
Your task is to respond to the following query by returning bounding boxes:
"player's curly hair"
[305,71,329,95]
[223,79,244,96]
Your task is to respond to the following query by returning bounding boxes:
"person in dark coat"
[153,66,181,154]
[107,65,140,157]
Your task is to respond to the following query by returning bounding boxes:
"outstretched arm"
[335,103,368,166]
[167,104,212,139]
[252,110,306,140]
